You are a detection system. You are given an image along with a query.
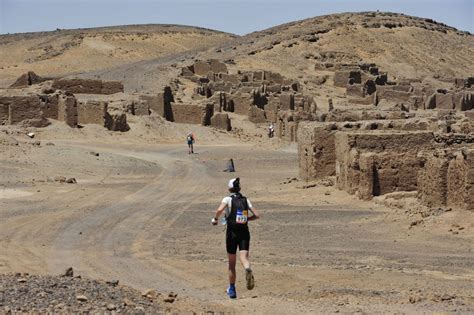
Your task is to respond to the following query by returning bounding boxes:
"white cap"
[228,178,240,189]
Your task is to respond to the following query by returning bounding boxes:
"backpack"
[187,135,193,142]
[226,193,250,229]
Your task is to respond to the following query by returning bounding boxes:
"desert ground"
[1,10,473,314]
[1,117,473,314]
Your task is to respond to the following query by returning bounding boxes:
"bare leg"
[228,253,237,284]
[239,250,250,270]
[239,250,255,289]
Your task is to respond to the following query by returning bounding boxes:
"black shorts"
[226,228,250,254]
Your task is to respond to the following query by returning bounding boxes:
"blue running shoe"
[227,285,237,299]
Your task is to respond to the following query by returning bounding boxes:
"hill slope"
[203,12,473,82]
[0,24,236,87]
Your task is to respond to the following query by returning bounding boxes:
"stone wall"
[0,102,9,125]
[58,95,78,128]
[248,106,266,123]
[0,95,49,127]
[105,111,129,132]
[171,103,213,125]
[39,94,59,119]
[52,78,123,95]
[417,148,473,211]
[142,86,174,120]
[210,113,232,131]
[298,123,337,181]
[229,92,252,115]
[335,131,434,199]
[78,101,108,125]
[417,151,450,207]
[447,149,473,211]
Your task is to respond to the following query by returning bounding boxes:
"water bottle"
[221,217,227,225]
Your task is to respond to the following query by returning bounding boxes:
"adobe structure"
[0,72,128,131]
[291,61,473,211]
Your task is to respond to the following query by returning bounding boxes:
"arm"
[212,202,227,225]
[248,207,260,221]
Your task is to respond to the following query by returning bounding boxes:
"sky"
[0,0,473,35]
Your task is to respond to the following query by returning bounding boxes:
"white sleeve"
[247,198,253,209]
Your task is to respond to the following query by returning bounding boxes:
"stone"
[54,176,66,183]
[106,304,116,311]
[76,295,88,302]
[62,267,73,277]
[66,178,77,184]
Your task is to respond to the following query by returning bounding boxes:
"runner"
[186,132,194,154]
[212,178,260,299]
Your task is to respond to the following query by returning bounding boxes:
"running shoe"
[227,285,237,299]
[245,268,255,290]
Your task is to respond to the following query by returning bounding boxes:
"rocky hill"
[197,12,473,90]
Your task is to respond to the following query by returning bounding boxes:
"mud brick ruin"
[52,78,124,95]
[0,72,128,131]
[292,60,473,211]
[176,59,316,133]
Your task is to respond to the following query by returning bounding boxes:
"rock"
[32,140,41,146]
[106,279,119,287]
[45,142,55,146]
[26,132,35,138]
[62,267,74,277]
[90,151,99,157]
[76,295,88,302]
[106,304,116,311]
[141,288,157,299]
[54,176,66,183]
[65,178,77,184]
[163,297,175,303]
[16,278,27,283]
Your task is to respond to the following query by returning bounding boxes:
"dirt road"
[1,136,473,313]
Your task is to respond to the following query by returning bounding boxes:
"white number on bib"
[236,209,248,224]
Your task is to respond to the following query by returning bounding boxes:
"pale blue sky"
[0,0,472,35]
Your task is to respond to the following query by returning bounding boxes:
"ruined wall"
[0,102,9,125]
[142,86,174,120]
[417,151,450,207]
[10,72,48,88]
[447,149,473,211]
[0,95,46,126]
[39,94,59,119]
[105,111,129,132]
[229,92,252,115]
[335,131,434,199]
[78,101,108,125]
[131,100,150,116]
[210,113,232,131]
[52,78,123,95]
[248,106,266,123]
[298,122,337,181]
[171,103,213,125]
[58,95,78,127]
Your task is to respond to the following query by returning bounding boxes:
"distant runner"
[268,123,275,138]
[212,178,260,299]
[186,132,195,154]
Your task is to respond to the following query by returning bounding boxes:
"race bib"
[236,209,248,224]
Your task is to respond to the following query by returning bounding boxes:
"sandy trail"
[0,140,473,313]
